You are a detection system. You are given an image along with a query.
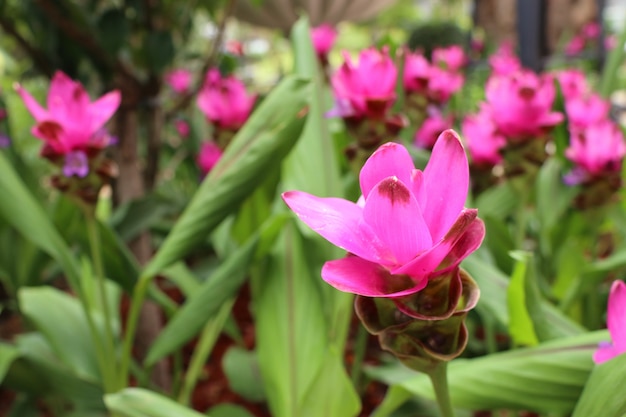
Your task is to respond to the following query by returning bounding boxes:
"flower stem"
[428,362,455,417]
[351,323,369,392]
[119,274,150,388]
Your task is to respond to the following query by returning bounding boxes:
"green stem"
[178,298,235,405]
[483,316,498,354]
[119,274,150,388]
[85,212,118,392]
[350,323,369,392]
[428,362,455,417]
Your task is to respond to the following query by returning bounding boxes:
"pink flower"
[556,69,589,100]
[489,41,522,76]
[404,52,431,94]
[427,67,464,103]
[565,35,586,56]
[197,69,256,131]
[485,70,563,139]
[16,71,120,156]
[582,22,601,39]
[605,35,618,51]
[196,141,223,175]
[594,280,626,364]
[174,119,190,138]
[403,50,464,104]
[282,130,485,297]
[331,48,397,119]
[565,93,611,131]
[165,69,192,94]
[414,108,453,149]
[565,121,626,177]
[310,24,337,60]
[432,45,467,72]
[462,105,506,166]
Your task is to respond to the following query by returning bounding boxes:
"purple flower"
[63,150,89,178]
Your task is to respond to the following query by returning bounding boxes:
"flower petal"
[608,280,626,350]
[89,90,121,131]
[393,209,478,278]
[360,142,415,199]
[282,191,393,264]
[15,84,48,121]
[363,177,431,264]
[419,129,469,242]
[593,342,621,364]
[322,256,428,297]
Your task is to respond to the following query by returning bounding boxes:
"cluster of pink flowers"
[557,69,626,183]
[16,71,120,179]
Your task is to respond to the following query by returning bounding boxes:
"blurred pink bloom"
[470,37,485,54]
[174,119,190,138]
[197,141,223,175]
[594,280,626,364]
[565,93,611,131]
[310,24,337,60]
[605,35,617,50]
[404,51,431,94]
[582,22,601,39]
[485,70,563,139]
[432,45,467,72]
[556,69,589,99]
[225,40,244,56]
[489,41,522,76]
[165,69,192,94]
[565,121,626,177]
[331,47,397,119]
[427,67,464,103]
[197,69,256,131]
[0,108,6,120]
[462,105,506,166]
[565,35,586,56]
[414,108,453,149]
[282,130,485,297]
[16,71,120,156]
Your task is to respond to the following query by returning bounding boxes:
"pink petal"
[89,90,121,130]
[393,209,478,277]
[363,177,431,264]
[608,280,626,350]
[593,343,621,364]
[47,72,90,123]
[419,130,469,242]
[282,191,393,265]
[15,84,48,121]
[321,256,428,297]
[359,142,415,199]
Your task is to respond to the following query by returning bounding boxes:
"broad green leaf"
[572,353,626,417]
[474,182,519,220]
[0,152,81,289]
[205,404,255,417]
[142,76,310,278]
[18,287,103,382]
[300,348,361,417]
[368,330,608,414]
[222,347,266,402]
[507,252,539,346]
[0,343,20,383]
[105,388,205,417]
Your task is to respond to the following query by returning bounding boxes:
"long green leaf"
[105,388,205,417]
[142,76,310,278]
[572,353,626,417]
[0,152,81,288]
[368,331,607,414]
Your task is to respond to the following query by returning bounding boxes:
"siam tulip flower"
[282,130,485,297]
[197,141,223,175]
[15,71,120,175]
[414,107,453,149]
[331,47,397,119]
[565,34,586,56]
[488,41,522,76]
[582,22,601,40]
[174,119,190,138]
[565,93,611,131]
[165,69,192,94]
[485,70,563,139]
[565,120,626,178]
[197,69,256,132]
[403,50,464,105]
[462,105,506,166]
[310,24,337,63]
[403,51,432,95]
[556,69,590,100]
[605,34,617,51]
[594,280,626,364]
[432,45,466,72]
[427,67,464,104]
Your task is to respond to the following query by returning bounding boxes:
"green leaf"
[572,353,626,417]
[18,287,103,382]
[0,152,81,289]
[144,31,175,73]
[0,343,20,383]
[535,157,577,233]
[105,388,205,417]
[110,193,180,242]
[205,404,255,417]
[222,347,266,402]
[97,9,129,54]
[142,76,310,278]
[368,331,608,414]
[507,252,539,346]
[474,182,519,220]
